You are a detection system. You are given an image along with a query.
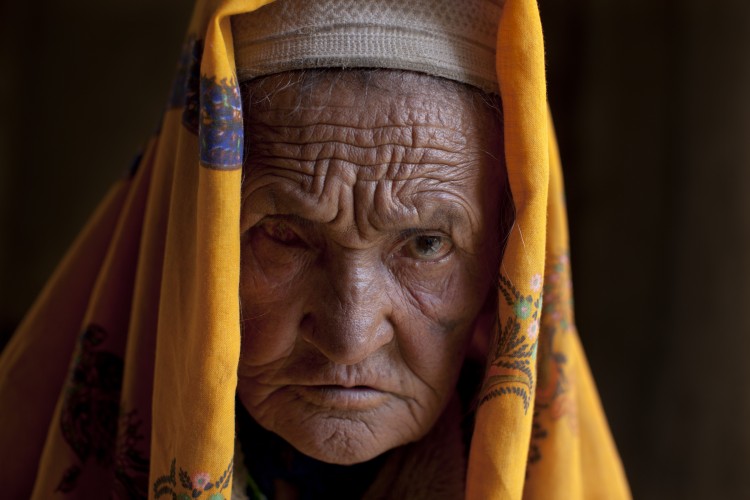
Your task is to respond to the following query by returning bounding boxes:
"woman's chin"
[271,412,412,465]
[239,382,442,465]
[252,399,429,465]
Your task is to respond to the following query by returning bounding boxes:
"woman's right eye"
[257,219,306,247]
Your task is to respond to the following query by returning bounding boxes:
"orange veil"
[0,1,630,498]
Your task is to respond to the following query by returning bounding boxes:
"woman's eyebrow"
[425,207,464,227]
[367,207,470,239]
[265,213,318,230]
[260,204,470,239]
[403,206,467,232]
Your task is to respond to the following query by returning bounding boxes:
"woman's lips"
[290,384,389,410]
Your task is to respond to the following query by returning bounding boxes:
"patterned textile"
[232,0,503,93]
[0,0,630,498]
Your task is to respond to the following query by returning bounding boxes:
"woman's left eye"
[401,234,453,261]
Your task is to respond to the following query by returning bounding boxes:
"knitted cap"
[231,0,503,93]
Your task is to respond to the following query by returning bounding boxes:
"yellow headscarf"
[0,0,630,498]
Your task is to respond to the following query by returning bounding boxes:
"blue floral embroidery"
[168,36,202,133]
[182,39,203,134]
[165,36,244,168]
[166,36,203,135]
[199,75,243,169]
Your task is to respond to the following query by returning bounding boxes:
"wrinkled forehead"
[240,70,503,156]
[237,70,508,241]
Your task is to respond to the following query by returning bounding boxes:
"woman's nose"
[301,253,394,365]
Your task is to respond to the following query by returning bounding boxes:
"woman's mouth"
[290,384,389,410]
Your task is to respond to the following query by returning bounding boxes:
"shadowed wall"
[542,1,750,498]
[1,1,749,497]
[0,0,191,340]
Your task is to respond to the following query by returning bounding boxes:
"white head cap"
[232,0,504,94]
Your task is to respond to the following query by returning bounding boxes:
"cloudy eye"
[402,234,453,261]
[259,219,305,246]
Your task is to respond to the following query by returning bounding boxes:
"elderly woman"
[0,0,630,499]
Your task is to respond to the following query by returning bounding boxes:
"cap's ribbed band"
[231,0,503,94]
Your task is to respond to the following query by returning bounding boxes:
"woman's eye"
[402,235,453,260]
[259,220,305,246]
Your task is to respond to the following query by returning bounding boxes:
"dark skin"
[237,70,505,467]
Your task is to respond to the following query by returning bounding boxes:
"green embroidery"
[513,295,535,319]
[479,273,543,412]
[153,458,233,499]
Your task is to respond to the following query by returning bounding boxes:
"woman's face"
[238,70,505,465]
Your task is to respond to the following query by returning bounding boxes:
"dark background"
[2,1,749,498]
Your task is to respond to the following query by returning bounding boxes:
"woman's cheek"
[391,259,469,320]
[239,279,301,367]
[240,238,311,361]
